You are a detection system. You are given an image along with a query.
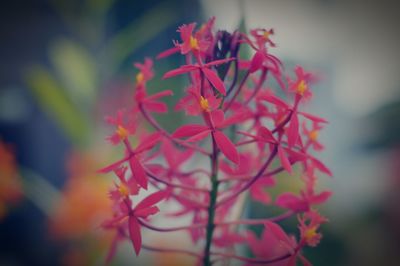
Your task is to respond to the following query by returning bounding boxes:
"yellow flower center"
[190,36,199,50]
[309,130,319,141]
[304,226,318,242]
[136,72,144,84]
[297,80,308,95]
[118,184,129,197]
[263,31,270,39]
[199,96,210,111]
[116,125,129,140]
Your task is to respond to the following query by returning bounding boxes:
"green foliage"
[50,38,98,107]
[25,66,89,144]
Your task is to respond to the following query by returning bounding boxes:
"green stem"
[203,134,219,266]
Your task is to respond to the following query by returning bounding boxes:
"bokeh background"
[1,0,400,265]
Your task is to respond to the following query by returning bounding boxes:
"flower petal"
[278,146,292,174]
[163,65,197,79]
[134,190,168,211]
[135,132,162,154]
[287,114,299,147]
[250,186,271,204]
[298,111,328,123]
[128,216,142,255]
[156,46,180,59]
[172,124,209,138]
[310,157,332,176]
[258,126,275,143]
[249,51,264,73]
[129,157,148,189]
[202,67,226,95]
[276,192,308,211]
[143,90,173,101]
[204,57,235,67]
[213,131,239,164]
[264,221,293,249]
[260,93,289,109]
[106,233,122,264]
[135,206,160,218]
[185,129,211,142]
[210,110,224,128]
[98,157,128,173]
[310,191,333,205]
[143,101,168,113]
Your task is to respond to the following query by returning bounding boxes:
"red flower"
[136,89,174,113]
[157,18,215,58]
[302,121,325,151]
[104,190,168,255]
[99,132,162,189]
[105,109,136,145]
[298,210,328,247]
[109,166,139,201]
[163,58,234,96]
[247,221,312,266]
[176,23,209,55]
[288,66,317,101]
[172,109,242,164]
[175,86,221,115]
[134,58,154,89]
[100,18,332,265]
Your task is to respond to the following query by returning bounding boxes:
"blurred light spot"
[0,86,31,123]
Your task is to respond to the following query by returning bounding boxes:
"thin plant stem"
[216,145,278,207]
[203,134,219,266]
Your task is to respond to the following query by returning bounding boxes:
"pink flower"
[302,121,325,151]
[100,18,332,265]
[109,166,140,201]
[163,58,234,96]
[99,132,162,189]
[175,23,210,55]
[276,190,332,212]
[104,190,168,255]
[288,66,317,101]
[298,210,328,247]
[105,109,136,145]
[134,58,154,89]
[135,89,174,113]
[175,86,221,115]
[247,221,312,266]
[157,18,215,58]
[238,126,307,174]
[172,109,241,164]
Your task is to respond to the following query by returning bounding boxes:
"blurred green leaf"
[49,38,98,107]
[25,65,89,144]
[105,2,179,71]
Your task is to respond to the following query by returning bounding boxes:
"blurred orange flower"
[0,140,23,220]
[49,151,113,265]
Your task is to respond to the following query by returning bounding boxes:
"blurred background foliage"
[1,0,400,265]
[0,0,200,264]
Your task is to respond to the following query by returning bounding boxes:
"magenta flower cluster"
[100,17,332,266]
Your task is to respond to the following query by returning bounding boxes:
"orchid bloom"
[172,109,241,164]
[303,121,325,151]
[134,57,154,89]
[105,109,136,145]
[100,127,162,189]
[298,210,328,247]
[163,58,233,96]
[103,190,168,256]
